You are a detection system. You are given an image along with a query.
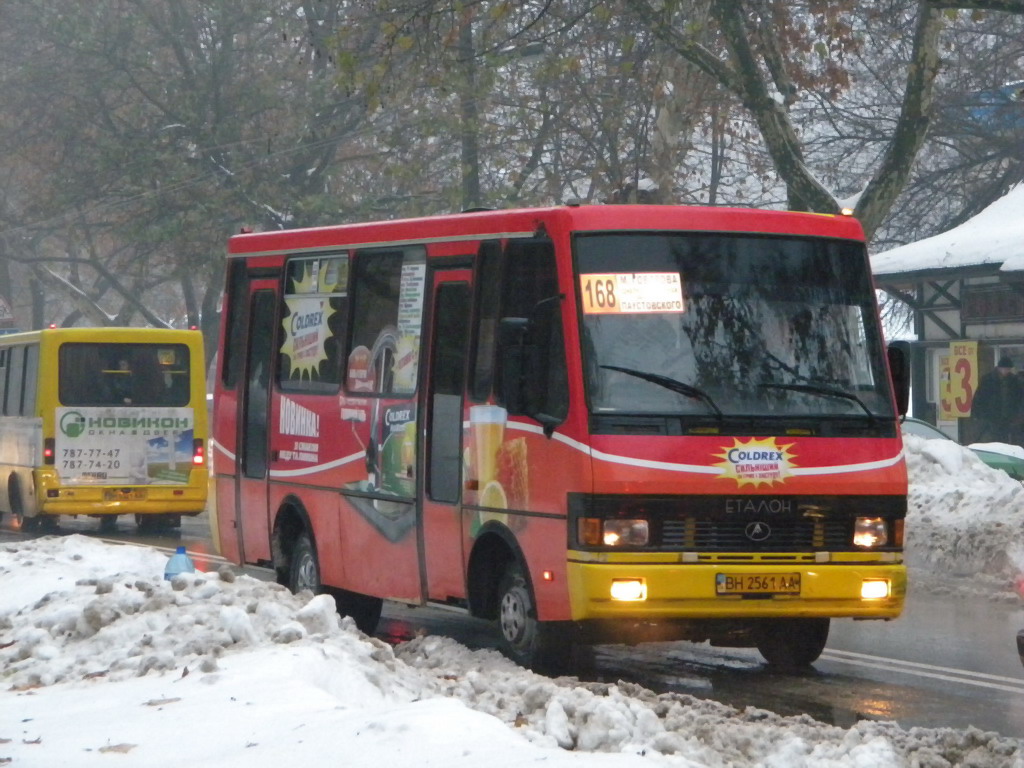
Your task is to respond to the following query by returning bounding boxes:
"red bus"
[211,205,909,671]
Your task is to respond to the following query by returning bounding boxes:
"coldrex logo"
[60,411,86,438]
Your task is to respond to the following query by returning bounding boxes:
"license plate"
[104,489,146,501]
[716,572,801,595]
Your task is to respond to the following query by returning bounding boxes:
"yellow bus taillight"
[43,438,55,465]
[192,439,205,466]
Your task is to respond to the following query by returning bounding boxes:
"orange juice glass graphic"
[470,405,507,487]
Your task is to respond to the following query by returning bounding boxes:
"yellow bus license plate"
[104,489,146,501]
[716,573,800,595]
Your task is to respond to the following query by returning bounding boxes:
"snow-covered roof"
[871,183,1024,279]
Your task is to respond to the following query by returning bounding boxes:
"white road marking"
[822,648,1024,695]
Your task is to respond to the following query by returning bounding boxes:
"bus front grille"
[660,518,853,551]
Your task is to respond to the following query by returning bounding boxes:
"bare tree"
[0,0,378,356]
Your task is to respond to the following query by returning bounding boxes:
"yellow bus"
[0,327,209,533]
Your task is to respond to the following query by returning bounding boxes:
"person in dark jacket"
[971,356,1024,443]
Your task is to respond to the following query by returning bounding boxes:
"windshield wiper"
[759,382,875,421]
[601,365,722,418]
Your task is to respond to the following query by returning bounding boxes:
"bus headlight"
[853,517,888,548]
[578,518,649,547]
[601,519,649,547]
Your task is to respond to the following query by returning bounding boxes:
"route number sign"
[579,272,685,315]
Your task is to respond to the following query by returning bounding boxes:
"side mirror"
[887,341,910,417]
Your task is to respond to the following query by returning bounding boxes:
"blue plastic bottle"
[164,545,196,580]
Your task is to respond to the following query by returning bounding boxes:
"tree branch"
[623,0,743,90]
[854,5,944,239]
[709,0,838,212]
[929,0,1024,11]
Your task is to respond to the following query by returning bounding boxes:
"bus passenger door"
[420,270,472,602]
[236,284,278,565]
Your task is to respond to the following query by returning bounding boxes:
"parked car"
[900,417,1024,481]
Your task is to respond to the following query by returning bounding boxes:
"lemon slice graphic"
[480,480,508,509]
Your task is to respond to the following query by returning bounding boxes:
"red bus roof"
[227,205,865,257]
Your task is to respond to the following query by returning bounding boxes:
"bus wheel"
[99,515,118,533]
[755,618,830,669]
[497,564,573,674]
[287,533,383,634]
[135,514,179,532]
[329,588,383,636]
[16,513,40,533]
[8,477,37,533]
[288,533,320,594]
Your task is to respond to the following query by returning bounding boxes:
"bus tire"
[288,533,321,594]
[135,513,180,532]
[329,587,383,636]
[287,532,383,635]
[496,564,573,674]
[9,476,38,533]
[755,618,830,669]
[99,515,118,533]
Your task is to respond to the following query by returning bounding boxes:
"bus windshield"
[59,342,192,407]
[576,232,894,420]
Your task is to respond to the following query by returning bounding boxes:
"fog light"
[861,579,889,599]
[853,517,888,548]
[610,579,646,601]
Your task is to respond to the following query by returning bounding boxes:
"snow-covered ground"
[1,436,1023,767]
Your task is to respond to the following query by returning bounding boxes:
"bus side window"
[469,240,502,401]
[0,349,7,414]
[5,347,24,417]
[222,260,249,389]
[347,247,426,396]
[278,254,348,394]
[22,344,38,416]
[499,240,569,422]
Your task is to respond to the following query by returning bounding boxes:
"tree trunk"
[854,5,944,239]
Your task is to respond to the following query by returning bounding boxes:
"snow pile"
[903,434,1024,599]
[1,435,1024,765]
[1,532,1023,766]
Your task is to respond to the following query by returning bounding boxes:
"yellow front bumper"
[567,552,906,621]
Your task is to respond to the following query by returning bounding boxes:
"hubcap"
[296,555,318,592]
[500,589,527,644]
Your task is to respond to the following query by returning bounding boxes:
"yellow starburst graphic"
[714,437,797,488]
[280,266,336,379]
